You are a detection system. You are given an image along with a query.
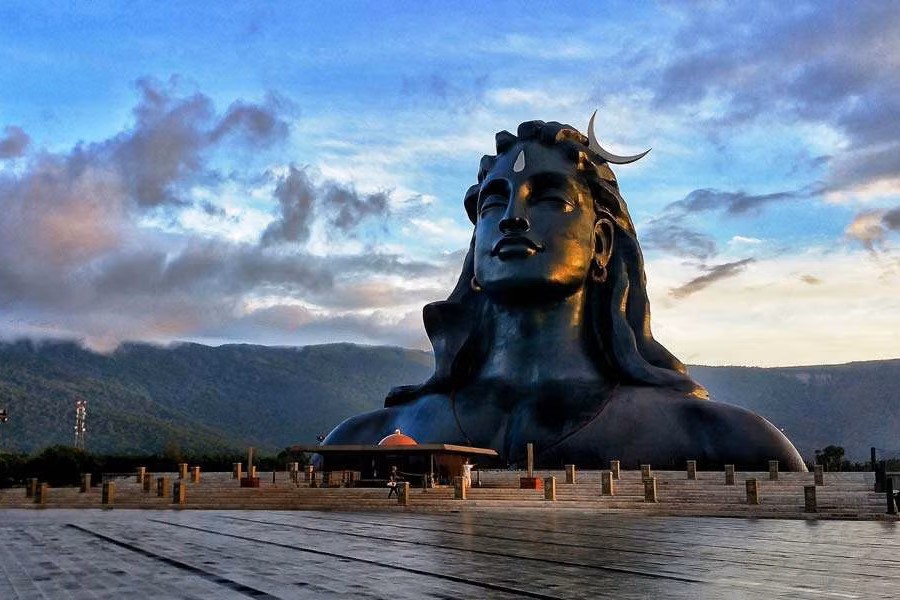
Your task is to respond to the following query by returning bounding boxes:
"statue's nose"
[499,215,530,234]
[499,186,530,234]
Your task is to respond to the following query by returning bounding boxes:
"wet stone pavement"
[0,509,897,599]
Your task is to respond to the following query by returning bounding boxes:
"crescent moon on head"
[587,110,651,165]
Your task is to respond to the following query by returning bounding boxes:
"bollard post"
[26,477,38,498]
[249,465,257,479]
[35,483,48,505]
[157,476,170,498]
[804,485,817,513]
[746,478,760,505]
[233,462,242,480]
[725,464,735,486]
[305,464,314,482]
[190,466,201,484]
[178,463,188,480]
[610,460,620,480]
[544,476,557,501]
[526,443,534,479]
[102,482,115,506]
[173,481,186,506]
[143,474,152,493]
[453,476,467,500]
[814,464,824,486]
[398,481,410,506]
[136,466,146,483]
[80,473,91,493]
[644,476,658,503]
[565,464,576,484]
[768,460,779,481]
[601,471,615,496]
[887,477,897,515]
[875,461,886,493]
[686,460,697,480]
[641,464,652,480]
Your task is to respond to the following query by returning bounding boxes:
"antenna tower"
[74,398,87,450]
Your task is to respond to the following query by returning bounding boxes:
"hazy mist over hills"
[0,340,896,461]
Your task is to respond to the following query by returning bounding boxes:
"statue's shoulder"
[321,392,453,445]
[321,406,402,445]
[600,386,806,470]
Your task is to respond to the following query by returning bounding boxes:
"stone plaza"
[1,507,897,599]
[1,464,898,599]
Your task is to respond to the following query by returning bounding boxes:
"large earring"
[591,259,608,284]
[470,276,483,292]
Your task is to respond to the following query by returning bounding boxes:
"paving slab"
[0,509,897,599]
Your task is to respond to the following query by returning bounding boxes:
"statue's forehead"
[485,141,577,183]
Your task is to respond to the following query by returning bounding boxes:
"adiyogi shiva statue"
[323,114,806,471]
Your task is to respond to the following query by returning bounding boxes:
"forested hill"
[0,341,433,455]
[690,360,900,462]
[0,340,896,461]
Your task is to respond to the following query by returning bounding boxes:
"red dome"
[378,429,418,446]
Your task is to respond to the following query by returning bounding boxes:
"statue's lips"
[491,236,545,260]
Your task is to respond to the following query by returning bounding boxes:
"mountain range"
[0,340,896,461]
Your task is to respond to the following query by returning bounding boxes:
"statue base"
[239,477,260,488]
[520,477,543,490]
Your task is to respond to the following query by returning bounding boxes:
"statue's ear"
[594,218,614,267]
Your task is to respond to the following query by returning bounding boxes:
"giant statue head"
[386,117,707,406]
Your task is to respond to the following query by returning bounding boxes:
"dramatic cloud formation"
[669,258,755,299]
[649,2,900,196]
[1,3,897,365]
[0,78,453,351]
[0,125,29,159]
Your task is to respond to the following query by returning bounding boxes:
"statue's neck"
[475,288,607,388]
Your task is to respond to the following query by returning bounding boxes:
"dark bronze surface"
[324,118,806,471]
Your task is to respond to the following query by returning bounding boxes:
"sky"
[0,1,898,367]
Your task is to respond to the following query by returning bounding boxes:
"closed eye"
[534,193,575,211]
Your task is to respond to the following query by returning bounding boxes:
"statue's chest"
[451,383,611,462]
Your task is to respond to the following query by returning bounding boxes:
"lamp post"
[74,399,87,451]
[0,407,8,452]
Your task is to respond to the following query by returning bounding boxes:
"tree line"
[0,445,310,488]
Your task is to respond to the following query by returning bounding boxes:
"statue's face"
[474,141,603,300]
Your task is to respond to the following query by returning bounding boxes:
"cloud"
[209,97,290,145]
[111,77,290,208]
[207,304,430,350]
[261,166,317,245]
[669,258,755,299]
[647,2,900,196]
[845,207,900,252]
[260,166,392,246]
[400,73,489,112]
[729,236,763,246]
[323,183,390,231]
[0,77,435,351]
[647,249,900,366]
[0,125,30,159]
[886,207,900,230]
[666,188,800,216]
[639,221,717,260]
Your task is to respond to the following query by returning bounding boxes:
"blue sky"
[1,1,898,366]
